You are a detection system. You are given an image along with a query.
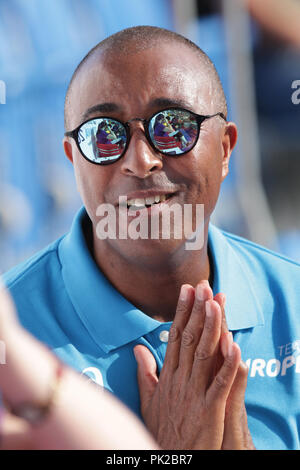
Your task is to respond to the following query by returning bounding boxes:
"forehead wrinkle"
[67,63,120,128]
[81,102,124,122]
[67,45,220,128]
[155,63,216,113]
[65,29,228,129]
[148,97,194,111]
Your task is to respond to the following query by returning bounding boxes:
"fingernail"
[228,340,235,357]
[196,284,206,301]
[222,331,233,357]
[179,285,189,301]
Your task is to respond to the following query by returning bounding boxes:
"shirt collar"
[59,207,162,353]
[59,208,264,353]
[208,224,264,330]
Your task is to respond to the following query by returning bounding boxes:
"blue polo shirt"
[3,207,300,450]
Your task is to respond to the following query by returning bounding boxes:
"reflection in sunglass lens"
[149,109,198,155]
[78,118,127,164]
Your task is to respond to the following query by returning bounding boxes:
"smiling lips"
[127,194,169,209]
[115,189,176,211]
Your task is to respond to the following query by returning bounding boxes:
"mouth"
[115,189,178,212]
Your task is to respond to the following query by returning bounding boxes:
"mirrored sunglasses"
[65,108,226,165]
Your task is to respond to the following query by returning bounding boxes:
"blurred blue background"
[0,0,300,272]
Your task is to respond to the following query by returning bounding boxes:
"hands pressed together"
[0,278,255,450]
[134,281,255,450]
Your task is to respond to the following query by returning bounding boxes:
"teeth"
[146,196,155,205]
[129,198,145,207]
[127,194,168,207]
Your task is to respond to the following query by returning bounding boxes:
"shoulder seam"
[4,242,62,290]
[221,229,300,268]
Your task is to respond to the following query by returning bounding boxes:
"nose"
[120,121,163,178]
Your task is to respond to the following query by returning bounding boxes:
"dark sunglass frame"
[64,107,227,165]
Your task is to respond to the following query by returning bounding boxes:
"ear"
[221,122,238,181]
[63,137,74,165]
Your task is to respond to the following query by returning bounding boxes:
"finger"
[177,281,213,379]
[220,331,233,358]
[225,358,249,415]
[189,299,222,389]
[133,345,159,416]
[220,331,248,400]
[161,284,195,373]
[206,341,241,410]
[214,292,228,334]
[213,293,231,376]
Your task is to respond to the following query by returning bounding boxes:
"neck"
[91,228,212,322]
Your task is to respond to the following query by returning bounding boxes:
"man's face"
[64,42,236,263]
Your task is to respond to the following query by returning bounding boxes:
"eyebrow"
[80,97,194,123]
[81,102,122,121]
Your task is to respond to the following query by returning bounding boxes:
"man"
[3,26,300,450]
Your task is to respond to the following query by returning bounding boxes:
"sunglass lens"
[78,118,127,164]
[149,109,198,155]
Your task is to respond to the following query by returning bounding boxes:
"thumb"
[133,344,158,415]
